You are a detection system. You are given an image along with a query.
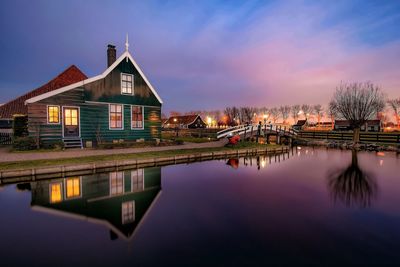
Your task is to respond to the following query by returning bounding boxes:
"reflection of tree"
[328,150,378,208]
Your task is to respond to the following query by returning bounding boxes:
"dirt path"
[0,140,227,163]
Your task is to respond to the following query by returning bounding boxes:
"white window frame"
[61,106,81,138]
[121,73,134,95]
[109,171,125,196]
[121,201,135,224]
[49,182,63,203]
[63,177,82,200]
[131,169,145,192]
[130,105,144,130]
[46,105,60,125]
[109,104,124,130]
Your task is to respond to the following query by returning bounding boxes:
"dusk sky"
[1,0,399,113]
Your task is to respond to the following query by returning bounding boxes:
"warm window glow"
[50,183,62,203]
[64,108,78,126]
[131,106,143,129]
[110,172,124,195]
[121,73,133,94]
[110,104,123,129]
[47,106,59,124]
[66,177,81,199]
[122,201,135,224]
[131,169,144,192]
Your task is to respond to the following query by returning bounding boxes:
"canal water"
[0,148,399,266]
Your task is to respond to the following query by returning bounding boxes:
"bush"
[12,115,28,137]
[13,136,36,151]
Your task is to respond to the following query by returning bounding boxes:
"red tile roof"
[165,115,201,125]
[0,65,87,119]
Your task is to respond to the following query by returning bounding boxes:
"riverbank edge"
[294,138,400,152]
[0,146,290,184]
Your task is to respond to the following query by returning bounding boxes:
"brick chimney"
[107,44,116,67]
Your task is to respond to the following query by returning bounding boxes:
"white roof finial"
[125,33,129,52]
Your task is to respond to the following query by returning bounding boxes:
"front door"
[63,107,79,137]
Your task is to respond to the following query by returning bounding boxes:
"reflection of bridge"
[217,124,298,144]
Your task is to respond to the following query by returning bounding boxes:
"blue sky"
[0,0,399,113]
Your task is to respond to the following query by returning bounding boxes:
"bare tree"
[239,107,257,124]
[329,81,385,142]
[301,104,313,120]
[279,105,291,124]
[387,98,400,128]
[269,107,280,123]
[313,104,324,126]
[291,105,301,124]
[327,105,336,129]
[224,106,240,126]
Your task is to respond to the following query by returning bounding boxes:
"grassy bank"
[0,142,281,171]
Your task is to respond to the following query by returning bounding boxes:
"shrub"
[13,136,36,151]
[12,115,28,137]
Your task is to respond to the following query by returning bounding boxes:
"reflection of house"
[30,167,161,240]
[164,115,206,129]
[292,119,307,131]
[334,120,382,132]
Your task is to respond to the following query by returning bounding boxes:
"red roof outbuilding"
[0,65,87,119]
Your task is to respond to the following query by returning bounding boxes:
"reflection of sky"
[0,149,399,265]
[1,1,400,113]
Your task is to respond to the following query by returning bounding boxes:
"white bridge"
[217,123,298,141]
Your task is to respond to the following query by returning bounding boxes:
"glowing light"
[207,117,212,125]
[173,118,177,122]
[377,152,385,157]
[379,159,384,166]
[261,160,266,168]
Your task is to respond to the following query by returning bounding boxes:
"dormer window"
[121,73,133,95]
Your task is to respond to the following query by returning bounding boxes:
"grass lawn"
[161,132,217,143]
[0,142,282,171]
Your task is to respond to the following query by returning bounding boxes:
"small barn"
[334,120,382,132]
[292,119,307,131]
[164,115,207,129]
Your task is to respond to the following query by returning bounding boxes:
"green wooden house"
[30,167,161,241]
[24,39,163,148]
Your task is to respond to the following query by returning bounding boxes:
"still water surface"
[0,148,399,266]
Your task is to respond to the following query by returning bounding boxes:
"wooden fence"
[0,132,12,145]
[298,130,400,144]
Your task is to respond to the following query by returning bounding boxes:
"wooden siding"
[27,103,62,145]
[80,103,161,143]
[83,58,161,107]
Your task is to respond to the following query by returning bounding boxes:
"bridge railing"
[217,124,298,139]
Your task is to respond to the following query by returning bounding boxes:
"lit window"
[66,177,81,199]
[122,201,135,224]
[50,182,62,203]
[131,169,144,192]
[64,108,78,126]
[110,172,124,195]
[121,73,133,95]
[131,106,143,129]
[47,106,59,124]
[109,104,123,129]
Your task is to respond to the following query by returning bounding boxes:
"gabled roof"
[165,115,202,125]
[294,119,307,126]
[25,51,163,104]
[0,65,87,119]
